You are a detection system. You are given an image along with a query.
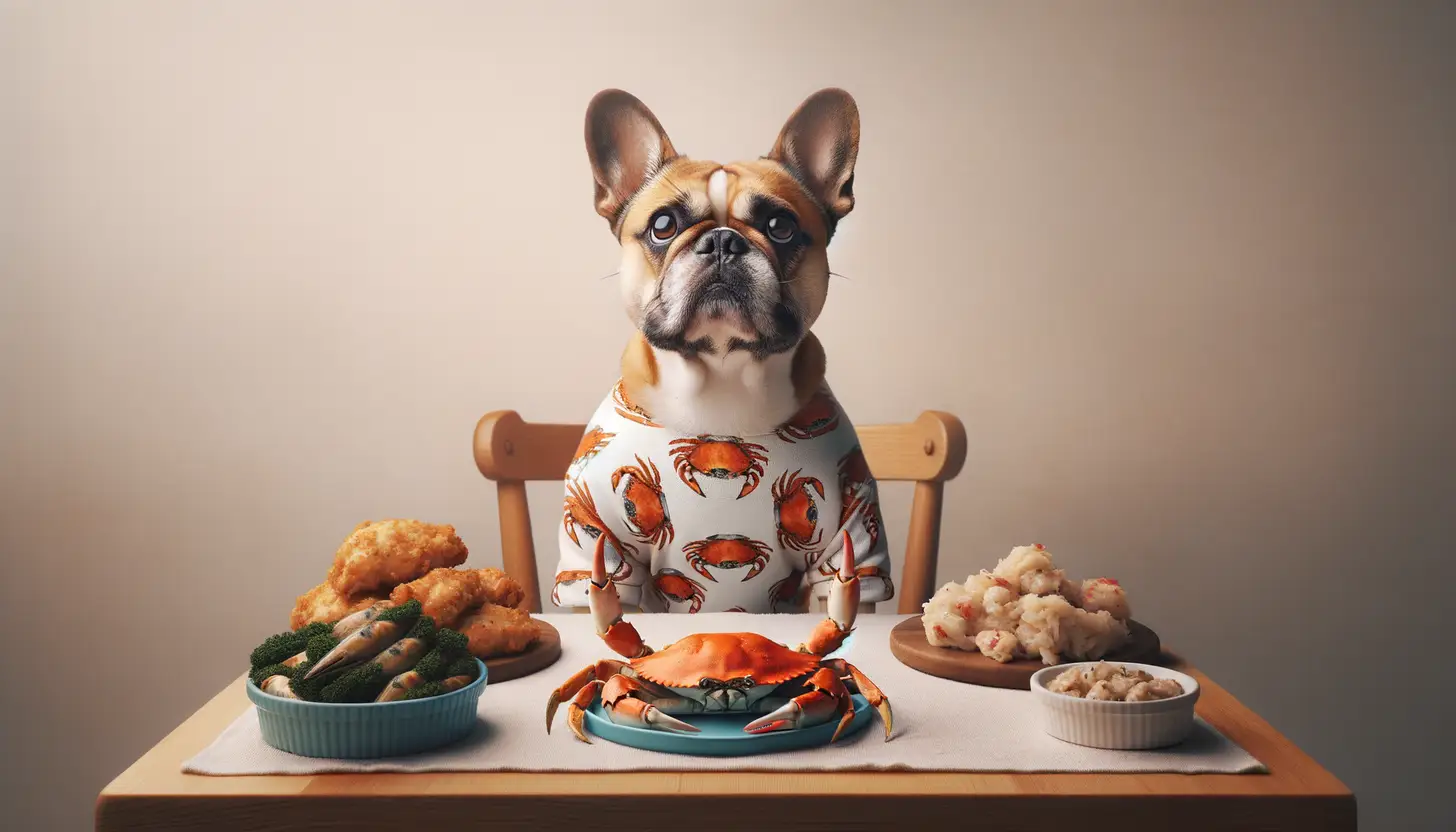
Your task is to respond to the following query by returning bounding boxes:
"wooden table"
[97,657,1355,832]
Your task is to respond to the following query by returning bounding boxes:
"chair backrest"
[473,409,967,615]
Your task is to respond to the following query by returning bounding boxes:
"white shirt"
[551,380,894,613]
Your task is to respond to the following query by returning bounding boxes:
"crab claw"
[828,530,861,631]
[744,690,842,735]
[303,618,405,680]
[331,600,396,639]
[376,670,425,703]
[608,697,701,734]
[589,536,651,659]
[799,531,861,655]
[259,675,298,699]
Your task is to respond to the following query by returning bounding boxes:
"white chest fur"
[643,347,801,437]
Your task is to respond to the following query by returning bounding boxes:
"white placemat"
[184,613,1265,774]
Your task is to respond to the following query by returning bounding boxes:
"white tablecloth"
[184,613,1264,774]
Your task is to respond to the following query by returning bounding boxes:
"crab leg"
[589,535,653,659]
[565,680,605,743]
[744,668,853,740]
[546,659,629,733]
[799,530,861,655]
[823,658,895,740]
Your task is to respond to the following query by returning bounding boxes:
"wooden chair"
[473,409,967,616]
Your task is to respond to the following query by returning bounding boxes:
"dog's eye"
[649,211,678,243]
[765,212,799,244]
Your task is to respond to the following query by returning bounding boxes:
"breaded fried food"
[326,519,468,595]
[388,567,484,629]
[457,603,541,658]
[289,582,384,630]
[474,567,526,610]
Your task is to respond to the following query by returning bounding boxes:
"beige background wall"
[2,1,1452,829]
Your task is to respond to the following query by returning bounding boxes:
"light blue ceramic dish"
[245,659,488,759]
[581,693,872,757]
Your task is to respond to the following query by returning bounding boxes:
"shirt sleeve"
[550,433,653,611]
[805,473,895,606]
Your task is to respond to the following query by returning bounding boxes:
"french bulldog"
[552,89,892,617]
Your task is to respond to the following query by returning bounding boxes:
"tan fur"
[587,89,857,434]
[615,159,833,407]
[790,332,828,404]
[620,331,659,403]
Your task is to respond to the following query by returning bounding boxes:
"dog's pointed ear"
[585,89,678,230]
[768,88,860,222]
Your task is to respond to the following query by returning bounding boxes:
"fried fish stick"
[290,582,385,631]
[457,603,541,659]
[389,568,484,629]
[327,519,468,595]
[473,567,526,610]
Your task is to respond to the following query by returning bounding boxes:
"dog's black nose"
[695,228,749,257]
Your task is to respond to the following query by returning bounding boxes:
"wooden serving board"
[889,615,1162,690]
[483,620,562,683]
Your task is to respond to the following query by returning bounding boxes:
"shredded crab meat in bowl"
[1046,662,1186,701]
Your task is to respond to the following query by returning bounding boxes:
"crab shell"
[629,632,824,689]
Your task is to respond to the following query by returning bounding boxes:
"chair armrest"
[915,410,968,482]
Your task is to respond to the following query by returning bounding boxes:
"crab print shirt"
[552,380,893,614]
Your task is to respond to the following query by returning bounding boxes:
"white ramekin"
[1030,662,1200,750]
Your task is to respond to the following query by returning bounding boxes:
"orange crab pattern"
[611,455,674,548]
[668,435,770,499]
[551,380,895,613]
[682,534,774,582]
[552,570,593,607]
[767,568,811,613]
[775,392,841,442]
[652,568,708,613]
[772,469,825,551]
[563,479,637,579]
[837,445,873,522]
[570,425,616,475]
[612,380,660,427]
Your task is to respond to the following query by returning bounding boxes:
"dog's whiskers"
[598,271,621,281]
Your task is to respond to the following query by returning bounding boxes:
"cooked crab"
[545,530,892,744]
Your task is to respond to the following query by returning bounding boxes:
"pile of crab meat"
[921,544,1132,665]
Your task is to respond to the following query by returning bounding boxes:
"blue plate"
[581,693,872,756]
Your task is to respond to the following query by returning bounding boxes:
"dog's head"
[585,88,859,360]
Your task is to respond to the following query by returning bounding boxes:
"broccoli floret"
[249,622,334,669]
[318,662,390,704]
[445,656,478,680]
[376,598,422,624]
[249,632,298,669]
[401,659,477,701]
[249,662,295,687]
[297,620,334,640]
[305,632,341,662]
[413,628,469,681]
[287,634,348,701]
[406,615,437,643]
[401,681,448,701]
[287,661,321,700]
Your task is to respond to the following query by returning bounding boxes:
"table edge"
[98,618,1353,803]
